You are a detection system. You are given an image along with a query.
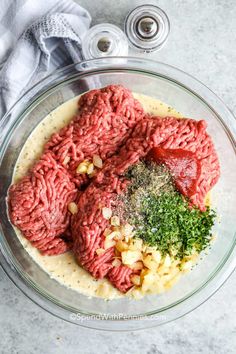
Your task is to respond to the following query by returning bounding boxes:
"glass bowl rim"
[0,56,235,330]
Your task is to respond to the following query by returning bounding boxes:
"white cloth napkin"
[0,0,91,118]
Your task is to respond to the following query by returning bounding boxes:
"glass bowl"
[0,57,235,331]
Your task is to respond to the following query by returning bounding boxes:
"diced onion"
[129,239,143,251]
[104,228,112,237]
[93,155,103,168]
[143,255,158,271]
[151,251,162,263]
[121,250,142,265]
[131,275,141,286]
[106,231,122,241]
[115,240,129,253]
[102,207,112,220]
[110,216,120,227]
[145,246,157,254]
[163,254,172,268]
[104,238,116,250]
[112,258,121,267]
[128,261,143,270]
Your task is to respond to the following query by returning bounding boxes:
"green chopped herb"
[120,162,216,259]
[135,192,215,258]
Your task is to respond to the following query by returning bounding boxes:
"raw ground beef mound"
[8,85,220,292]
[9,85,144,255]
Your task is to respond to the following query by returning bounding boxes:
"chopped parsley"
[121,162,216,259]
[134,192,215,259]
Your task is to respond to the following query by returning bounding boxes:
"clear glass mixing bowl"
[0,57,235,331]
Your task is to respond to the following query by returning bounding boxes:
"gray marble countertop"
[1,0,236,353]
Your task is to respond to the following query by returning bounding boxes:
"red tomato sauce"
[147,147,202,200]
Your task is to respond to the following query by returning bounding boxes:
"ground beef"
[44,85,144,187]
[8,85,144,255]
[8,85,220,293]
[9,152,77,255]
[71,116,220,292]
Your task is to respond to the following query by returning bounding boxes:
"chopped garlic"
[88,169,97,178]
[68,202,78,215]
[62,156,70,166]
[102,207,112,220]
[93,154,103,168]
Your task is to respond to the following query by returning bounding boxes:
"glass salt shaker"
[124,4,170,53]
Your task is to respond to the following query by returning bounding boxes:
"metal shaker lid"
[82,23,129,60]
[124,4,170,52]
